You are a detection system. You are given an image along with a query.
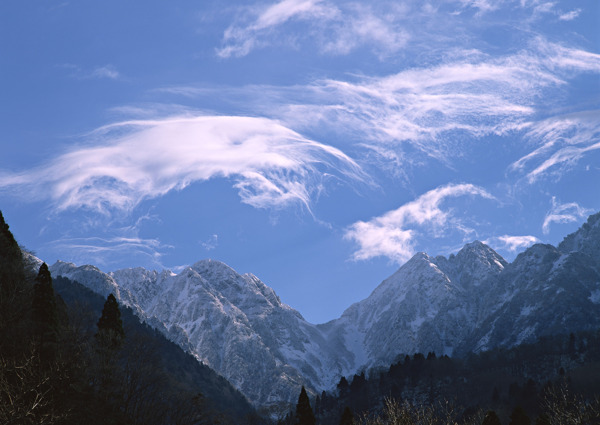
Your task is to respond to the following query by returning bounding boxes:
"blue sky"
[1,0,599,323]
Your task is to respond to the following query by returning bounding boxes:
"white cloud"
[0,115,366,214]
[60,63,121,80]
[558,9,581,21]
[486,235,540,252]
[275,39,600,165]
[201,234,219,251]
[345,183,494,263]
[47,236,170,268]
[90,65,120,80]
[512,110,600,182]
[217,0,337,58]
[216,0,411,58]
[542,197,591,234]
[179,38,600,180]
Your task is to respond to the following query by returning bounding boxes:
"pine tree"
[96,293,125,348]
[0,210,27,343]
[337,376,349,398]
[482,410,502,425]
[31,263,59,347]
[509,406,531,425]
[339,406,354,425]
[295,386,316,425]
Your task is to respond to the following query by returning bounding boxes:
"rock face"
[49,212,600,412]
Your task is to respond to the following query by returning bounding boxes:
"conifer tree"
[337,376,349,397]
[96,293,125,348]
[31,263,59,346]
[339,406,354,425]
[295,386,316,425]
[482,410,502,425]
[509,406,531,425]
[0,210,27,340]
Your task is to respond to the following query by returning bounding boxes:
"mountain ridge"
[47,211,600,413]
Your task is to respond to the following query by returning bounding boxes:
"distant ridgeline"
[0,211,259,425]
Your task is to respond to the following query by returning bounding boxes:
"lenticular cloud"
[0,115,365,213]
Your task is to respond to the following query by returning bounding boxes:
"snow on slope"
[47,213,600,412]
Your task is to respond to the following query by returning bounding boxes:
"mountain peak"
[433,240,506,290]
[558,211,600,260]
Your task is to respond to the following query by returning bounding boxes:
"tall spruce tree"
[31,263,59,347]
[0,210,27,341]
[339,406,354,425]
[96,293,125,348]
[295,386,316,425]
[482,410,502,425]
[509,406,531,425]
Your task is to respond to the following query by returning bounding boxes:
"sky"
[1,0,599,324]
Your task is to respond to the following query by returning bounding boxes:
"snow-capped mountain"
[322,241,507,371]
[48,212,600,411]
[50,258,348,411]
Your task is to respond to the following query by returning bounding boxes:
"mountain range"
[47,211,600,414]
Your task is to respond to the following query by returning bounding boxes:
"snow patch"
[589,288,600,304]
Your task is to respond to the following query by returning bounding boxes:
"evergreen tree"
[295,386,316,425]
[482,410,502,425]
[31,263,59,346]
[337,376,349,397]
[509,406,531,425]
[339,406,354,425]
[96,293,125,348]
[0,210,27,344]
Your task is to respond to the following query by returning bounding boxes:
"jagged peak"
[558,211,600,256]
[191,258,238,277]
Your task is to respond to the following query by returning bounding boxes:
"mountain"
[50,258,348,414]
[323,240,507,371]
[48,212,600,413]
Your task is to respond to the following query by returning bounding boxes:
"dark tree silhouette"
[509,406,531,425]
[31,263,59,349]
[295,386,316,425]
[339,406,354,425]
[482,410,502,425]
[96,293,125,348]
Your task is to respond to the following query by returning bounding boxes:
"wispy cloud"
[344,183,494,263]
[485,235,540,252]
[511,110,600,182]
[0,115,366,214]
[217,0,336,58]
[558,9,581,21]
[217,0,411,58]
[275,39,600,167]
[60,63,121,80]
[175,38,600,181]
[542,197,591,234]
[89,65,120,80]
[216,0,583,59]
[201,234,219,251]
[47,235,170,268]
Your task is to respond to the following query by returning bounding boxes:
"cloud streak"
[47,235,170,268]
[485,235,540,252]
[511,110,600,182]
[217,0,411,58]
[345,183,494,263]
[0,115,366,214]
[542,197,590,234]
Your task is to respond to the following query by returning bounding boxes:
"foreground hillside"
[48,212,600,414]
